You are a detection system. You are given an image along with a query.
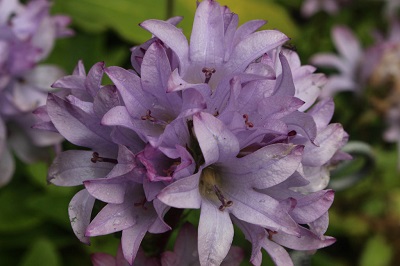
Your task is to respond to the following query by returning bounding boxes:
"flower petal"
[48,150,114,186]
[68,189,96,244]
[193,112,240,165]
[198,199,234,266]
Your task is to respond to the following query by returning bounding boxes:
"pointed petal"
[193,112,240,165]
[271,226,336,250]
[121,211,157,265]
[48,150,114,186]
[158,172,202,209]
[86,202,137,236]
[93,85,121,118]
[224,30,289,75]
[302,124,345,166]
[282,111,317,144]
[224,144,304,189]
[140,19,189,69]
[68,189,96,244]
[190,0,225,65]
[290,190,334,224]
[101,106,135,132]
[85,62,105,98]
[198,200,234,266]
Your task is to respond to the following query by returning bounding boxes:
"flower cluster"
[0,0,73,186]
[311,20,400,166]
[39,0,348,265]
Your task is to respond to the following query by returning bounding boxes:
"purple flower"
[40,0,349,265]
[0,0,72,186]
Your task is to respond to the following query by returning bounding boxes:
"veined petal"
[86,202,137,236]
[85,61,105,98]
[140,19,189,70]
[290,190,334,224]
[157,172,202,209]
[271,226,336,250]
[102,106,135,132]
[223,144,303,189]
[224,30,289,76]
[233,20,267,47]
[198,199,234,266]
[302,124,345,166]
[193,112,240,165]
[307,98,334,130]
[190,0,225,65]
[105,66,148,117]
[48,150,114,186]
[121,211,157,265]
[68,189,96,244]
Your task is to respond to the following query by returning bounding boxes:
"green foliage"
[360,235,393,266]
[20,238,61,266]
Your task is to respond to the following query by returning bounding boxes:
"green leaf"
[52,0,298,44]
[360,235,393,266]
[20,238,61,266]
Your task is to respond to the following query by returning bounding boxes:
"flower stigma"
[199,167,233,211]
[91,152,118,164]
[202,67,216,84]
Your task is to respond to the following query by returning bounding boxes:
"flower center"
[91,152,118,164]
[199,167,233,211]
[202,67,216,84]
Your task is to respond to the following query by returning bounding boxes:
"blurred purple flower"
[0,0,72,186]
[301,0,350,17]
[312,20,400,166]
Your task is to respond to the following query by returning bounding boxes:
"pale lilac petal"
[121,211,157,265]
[167,68,211,92]
[193,112,240,165]
[233,20,266,47]
[224,30,289,75]
[271,226,336,250]
[227,189,299,235]
[290,190,334,224]
[86,202,137,236]
[307,98,335,129]
[302,124,345,166]
[85,62,105,98]
[309,212,330,237]
[101,106,135,132]
[46,93,115,152]
[48,150,114,186]
[198,200,234,266]
[224,144,304,189]
[105,66,148,117]
[140,19,189,69]
[68,189,96,244]
[158,172,202,209]
[84,177,128,204]
[273,53,296,96]
[93,85,121,118]
[282,111,317,143]
[190,0,225,65]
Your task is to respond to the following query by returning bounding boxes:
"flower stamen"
[213,185,233,211]
[141,110,157,122]
[202,67,216,84]
[243,114,254,128]
[91,152,118,164]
